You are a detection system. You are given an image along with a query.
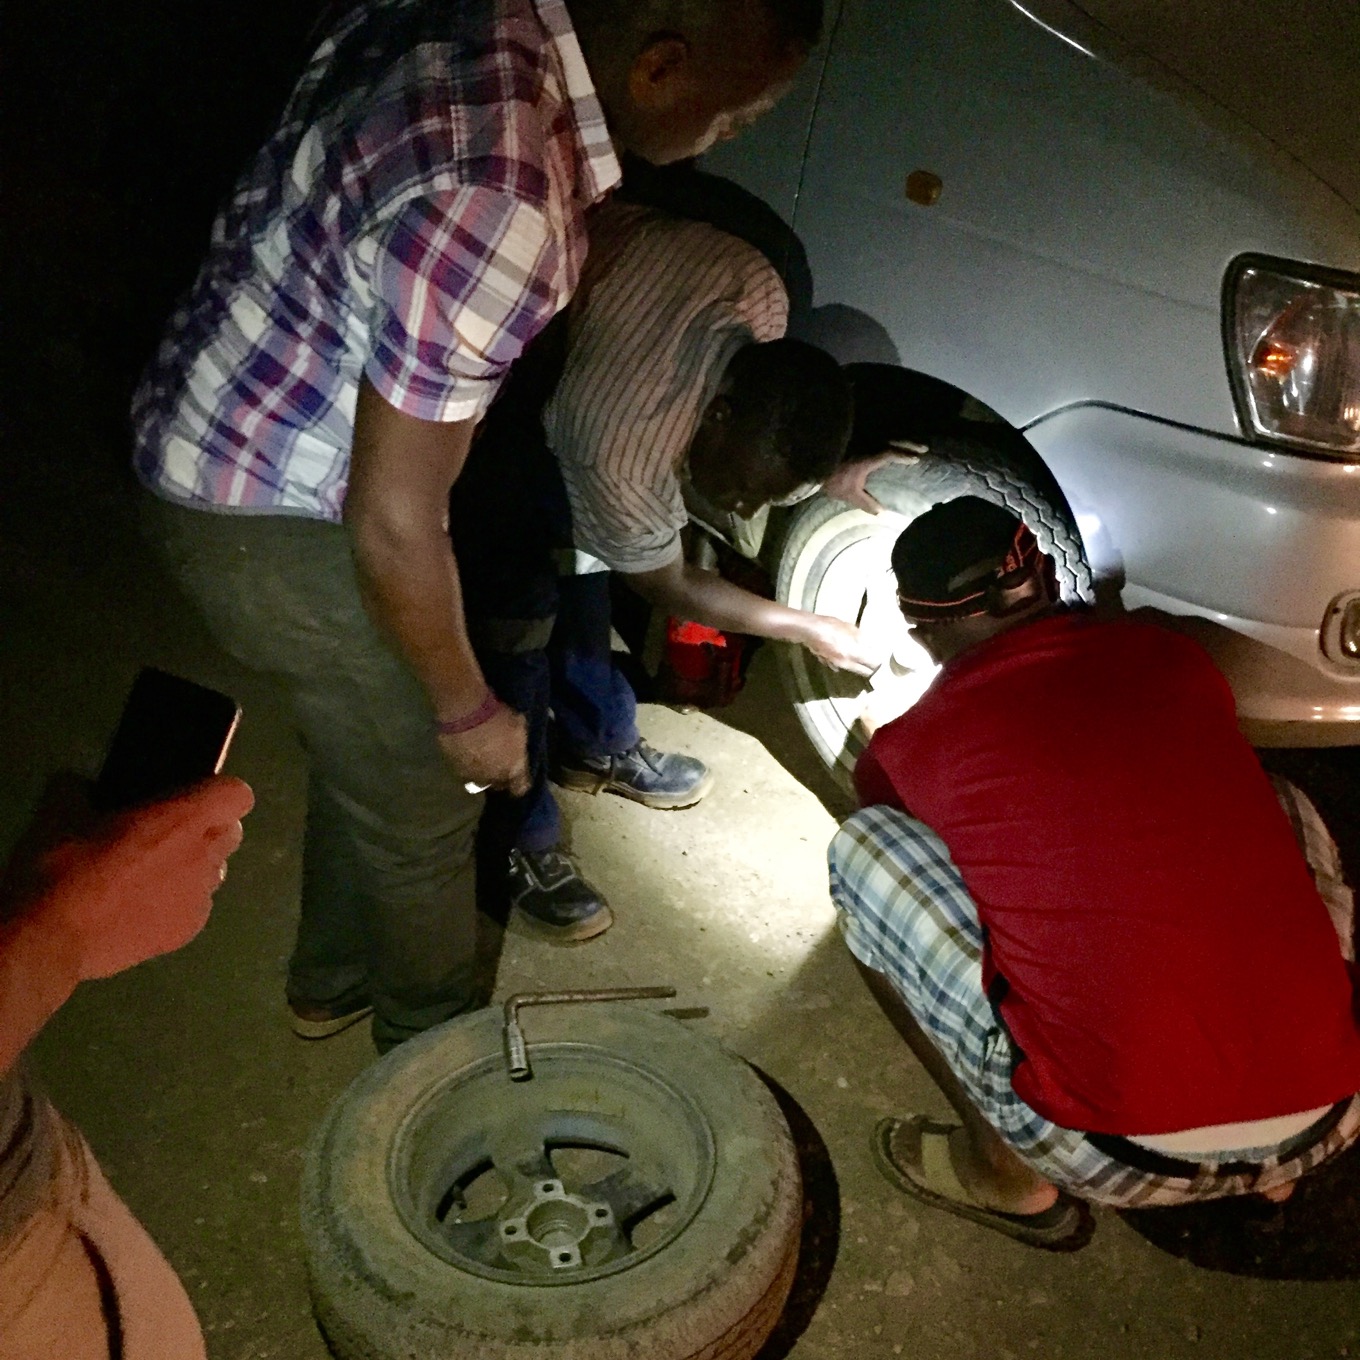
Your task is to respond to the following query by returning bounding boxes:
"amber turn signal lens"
[1251,337,1298,380]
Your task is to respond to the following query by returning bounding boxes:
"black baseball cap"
[891,497,1046,622]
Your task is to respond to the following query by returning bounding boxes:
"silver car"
[706,0,1360,788]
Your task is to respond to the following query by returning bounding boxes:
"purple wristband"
[436,692,503,736]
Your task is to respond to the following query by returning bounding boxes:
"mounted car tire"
[776,425,1093,793]
[300,1005,802,1360]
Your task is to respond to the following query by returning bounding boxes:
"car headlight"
[1226,257,1360,457]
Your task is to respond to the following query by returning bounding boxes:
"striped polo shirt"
[545,201,789,574]
[132,0,620,522]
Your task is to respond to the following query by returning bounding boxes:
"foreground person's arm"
[344,380,529,794]
[626,555,879,675]
[0,776,254,1076]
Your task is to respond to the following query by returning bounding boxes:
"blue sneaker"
[507,848,613,943]
[553,741,714,810]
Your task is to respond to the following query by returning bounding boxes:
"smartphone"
[92,668,242,813]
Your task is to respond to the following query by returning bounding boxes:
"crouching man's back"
[832,496,1360,1247]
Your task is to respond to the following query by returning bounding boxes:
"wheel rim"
[389,1042,716,1286]
[783,506,940,780]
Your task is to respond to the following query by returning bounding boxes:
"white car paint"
[706,0,1360,743]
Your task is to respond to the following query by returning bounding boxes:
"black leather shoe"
[507,848,613,942]
[553,740,714,810]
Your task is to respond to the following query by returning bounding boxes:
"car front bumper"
[1026,404,1360,744]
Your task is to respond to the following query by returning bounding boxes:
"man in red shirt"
[829,496,1360,1248]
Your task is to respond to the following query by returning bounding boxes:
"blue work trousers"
[451,413,638,853]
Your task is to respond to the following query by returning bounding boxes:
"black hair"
[570,0,824,56]
[724,338,854,483]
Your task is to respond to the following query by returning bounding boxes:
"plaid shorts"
[828,788,1360,1209]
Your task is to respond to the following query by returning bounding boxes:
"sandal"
[872,1115,1093,1250]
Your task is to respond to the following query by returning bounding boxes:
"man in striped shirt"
[132,0,819,1049]
[454,198,875,930]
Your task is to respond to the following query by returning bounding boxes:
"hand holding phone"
[92,668,242,813]
[32,778,255,979]
[0,670,252,1004]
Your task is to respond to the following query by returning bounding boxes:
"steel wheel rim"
[784,507,940,775]
[389,1042,716,1286]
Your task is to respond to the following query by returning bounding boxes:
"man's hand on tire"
[821,444,925,514]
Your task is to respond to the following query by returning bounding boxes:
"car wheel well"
[842,361,1057,490]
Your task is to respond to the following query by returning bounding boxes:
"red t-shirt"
[855,610,1360,1135]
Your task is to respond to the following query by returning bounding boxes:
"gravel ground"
[7,9,1360,1353]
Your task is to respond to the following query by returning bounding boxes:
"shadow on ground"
[751,1070,841,1360]
[1120,1140,1360,1280]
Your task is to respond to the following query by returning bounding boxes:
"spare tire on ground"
[300,1005,802,1360]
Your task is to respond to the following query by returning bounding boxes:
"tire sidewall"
[774,435,1092,791]
[302,1007,802,1360]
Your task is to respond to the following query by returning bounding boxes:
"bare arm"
[343,380,528,793]
[0,915,77,1076]
[0,777,253,1076]
[624,555,879,676]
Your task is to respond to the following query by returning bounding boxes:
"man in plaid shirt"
[133,0,816,1050]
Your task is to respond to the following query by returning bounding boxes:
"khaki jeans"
[142,492,482,1047]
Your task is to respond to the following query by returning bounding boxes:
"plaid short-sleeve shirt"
[132,0,620,521]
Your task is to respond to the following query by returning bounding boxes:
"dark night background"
[8,2,1360,1351]
[4,1,323,453]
